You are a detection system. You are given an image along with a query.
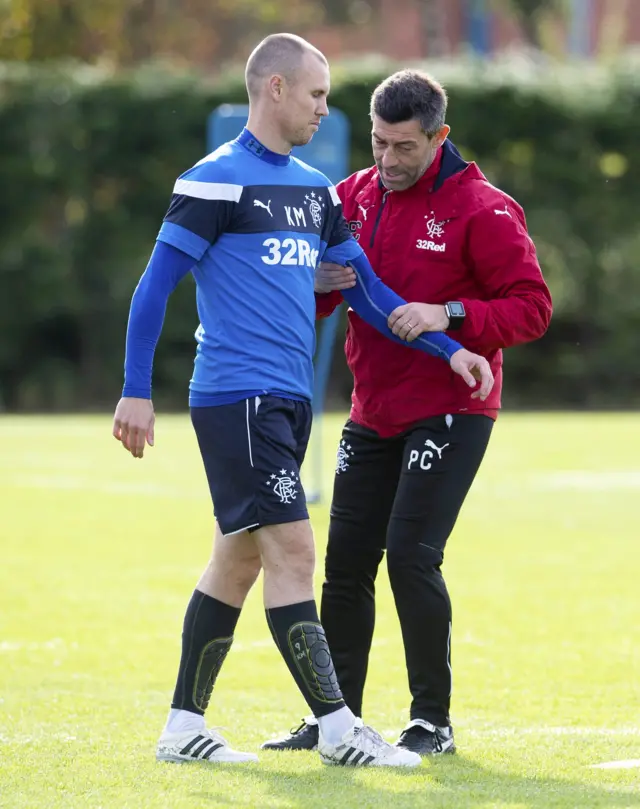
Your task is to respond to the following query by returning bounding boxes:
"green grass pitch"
[1,412,639,808]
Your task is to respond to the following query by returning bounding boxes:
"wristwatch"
[444,301,466,330]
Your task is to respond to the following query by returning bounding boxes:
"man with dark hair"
[262,69,552,755]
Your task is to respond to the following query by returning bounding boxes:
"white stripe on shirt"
[328,185,340,206]
[173,179,243,202]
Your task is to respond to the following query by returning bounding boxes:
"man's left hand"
[315,262,356,294]
[388,303,450,342]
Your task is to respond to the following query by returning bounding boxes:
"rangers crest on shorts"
[266,469,299,504]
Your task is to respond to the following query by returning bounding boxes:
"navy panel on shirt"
[164,193,236,246]
[228,185,332,237]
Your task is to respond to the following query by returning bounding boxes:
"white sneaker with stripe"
[318,718,421,767]
[156,727,258,763]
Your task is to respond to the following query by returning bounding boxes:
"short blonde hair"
[245,33,326,99]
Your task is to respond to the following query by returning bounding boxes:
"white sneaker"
[156,727,258,763]
[318,718,421,767]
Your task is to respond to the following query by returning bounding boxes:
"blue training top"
[122,128,463,406]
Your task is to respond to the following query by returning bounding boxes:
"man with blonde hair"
[113,36,492,767]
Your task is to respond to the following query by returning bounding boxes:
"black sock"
[171,590,241,715]
[266,600,345,718]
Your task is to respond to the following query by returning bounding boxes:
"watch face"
[449,302,464,317]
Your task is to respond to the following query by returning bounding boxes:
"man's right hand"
[113,397,155,459]
[314,262,356,294]
[450,350,494,401]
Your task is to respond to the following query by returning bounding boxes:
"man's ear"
[268,74,284,101]
[435,124,451,147]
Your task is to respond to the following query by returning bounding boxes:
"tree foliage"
[1,59,640,410]
[503,0,567,48]
[0,0,331,64]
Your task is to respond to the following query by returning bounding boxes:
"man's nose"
[381,149,398,168]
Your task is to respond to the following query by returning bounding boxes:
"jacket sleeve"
[456,203,552,352]
[315,290,343,319]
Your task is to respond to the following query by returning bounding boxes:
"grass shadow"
[188,752,640,809]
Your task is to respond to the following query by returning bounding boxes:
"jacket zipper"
[369,191,390,247]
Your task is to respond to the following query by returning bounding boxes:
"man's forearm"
[343,253,463,361]
[122,242,193,398]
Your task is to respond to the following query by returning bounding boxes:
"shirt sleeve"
[320,183,362,265]
[317,183,463,360]
[156,163,241,260]
[343,252,464,362]
[122,241,195,399]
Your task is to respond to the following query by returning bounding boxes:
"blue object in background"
[207,104,350,183]
[207,104,351,502]
[465,0,491,56]
[568,0,593,57]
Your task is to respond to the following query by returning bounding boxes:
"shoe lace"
[402,723,444,752]
[288,720,308,736]
[205,726,228,745]
[353,724,391,755]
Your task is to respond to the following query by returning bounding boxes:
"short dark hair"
[370,70,447,137]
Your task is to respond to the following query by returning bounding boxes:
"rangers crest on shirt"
[304,192,325,229]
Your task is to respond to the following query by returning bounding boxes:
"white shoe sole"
[157,751,258,764]
[319,754,420,768]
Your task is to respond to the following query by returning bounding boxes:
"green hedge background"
[1,58,639,411]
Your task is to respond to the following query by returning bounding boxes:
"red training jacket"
[316,140,552,437]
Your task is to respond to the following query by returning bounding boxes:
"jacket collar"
[433,139,469,191]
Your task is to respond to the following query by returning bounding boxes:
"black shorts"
[191,396,312,536]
